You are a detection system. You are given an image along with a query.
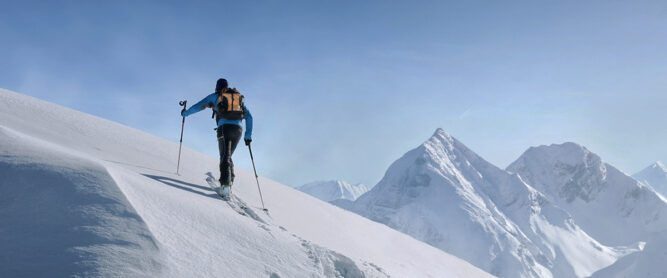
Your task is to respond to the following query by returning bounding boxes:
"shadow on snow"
[142,174,220,200]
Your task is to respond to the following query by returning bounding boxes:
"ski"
[207,175,254,205]
[205,173,266,222]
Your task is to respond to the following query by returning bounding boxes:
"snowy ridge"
[507,143,667,246]
[0,89,493,278]
[349,129,633,278]
[633,161,667,198]
[298,180,369,202]
[508,143,667,278]
[589,233,666,278]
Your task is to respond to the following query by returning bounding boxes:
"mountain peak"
[298,180,369,202]
[510,141,667,246]
[545,142,588,155]
[433,127,448,137]
[558,141,586,149]
[507,142,610,204]
[511,141,601,175]
[429,128,454,144]
[426,128,456,148]
[633,161,667,197]
[518,142,594,169]
[634,161,667,178]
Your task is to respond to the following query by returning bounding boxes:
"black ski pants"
[217,124,242,186]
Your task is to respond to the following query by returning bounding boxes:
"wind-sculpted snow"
[350,129,636,278]
[0,89,493,277]
[0,126,165,277]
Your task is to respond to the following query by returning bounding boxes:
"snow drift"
[0,126,164,277]
[0,89,492,278]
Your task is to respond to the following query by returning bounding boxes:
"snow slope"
[507,143,667,246]
[0,89,493,278]
[298,180,369,202]
[0,126,164,277]
[348,129,632,278]
[633,161,667,198]
[589,233,666,278]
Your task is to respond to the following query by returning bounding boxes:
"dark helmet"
[215,78,228,92]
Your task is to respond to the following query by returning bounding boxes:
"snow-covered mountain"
[348,129,633,278]
[507,143,667,246]
[633,161,667,198]
[0,89,493,278]
[298,180,369,202]
[507,143,667,277]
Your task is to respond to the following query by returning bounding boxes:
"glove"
[244,138,252,146]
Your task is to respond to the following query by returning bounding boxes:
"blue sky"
[2,1,666,187]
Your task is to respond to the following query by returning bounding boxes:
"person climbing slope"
[181,78,253,198]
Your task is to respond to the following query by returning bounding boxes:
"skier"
[181,78,253,198]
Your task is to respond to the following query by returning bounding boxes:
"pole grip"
[178,100,187,142]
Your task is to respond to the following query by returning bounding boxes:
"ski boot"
[217,182,232,200]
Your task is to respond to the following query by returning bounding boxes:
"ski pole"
[176,100,187,175]
[248,144,268,211]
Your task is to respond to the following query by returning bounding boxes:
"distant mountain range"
[339,129,667,278]
[297,180,369,202]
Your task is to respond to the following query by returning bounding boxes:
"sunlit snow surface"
[0,89,493,278]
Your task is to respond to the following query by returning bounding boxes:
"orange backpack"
[216,88,245,121]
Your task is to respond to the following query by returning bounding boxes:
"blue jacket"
[182,92,253,140]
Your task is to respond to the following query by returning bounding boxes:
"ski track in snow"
[0,89,493,277]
